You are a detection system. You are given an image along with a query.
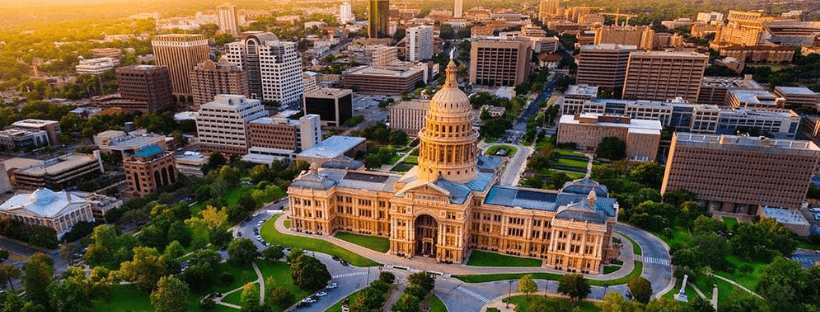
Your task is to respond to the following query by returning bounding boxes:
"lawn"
[556,150,585,158]
[603,264,621,274]
[714,256,766,291]
[453,261,643,287]
[94,284,238,312]
[220,287,244,305]
[388,152,405,165]
[655,226,691,249]
[555,157,588,169]
[617,233,642,256]
[424,295,448,312]
[391,162,415,172]
[404,156,419,164]
[226,186,254,206]
[334,231,391,253]
[660,278,699,302]
[284,219,291,229]
[503,295,599,312]
[260,214,379,267]
[466,250,543,267]
[548,169,586,180]
[722,216,738,231]
[485,145,518,157]
[692,273,742,308]
[326,289,362,312]
[256,261,312,312]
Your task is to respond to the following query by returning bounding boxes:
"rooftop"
[629,50,708,59]
[250,117,298,126]
[775,86,818,96]
[12,119,58,128]
[559,113,663,133]
[297,136,365,159]
[127,144,166,158]
[344,65,423,78]
[0,188,89,218]
[9,153,100,176]
[202,94,261,109]
[304,88,353,98]
[730,89,784,106]
[105,133,164,148]
[392,99,429,110]
[674,132,820,155]
[566,84,600,98]
[761,206,809,226]
[580,44,638,51]
[701,76,764,90]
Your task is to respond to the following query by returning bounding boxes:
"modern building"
[407,26,434,62]
[469,38,531,86]
[368,0,389,38]
[557,113,662,161]
[0,189,96,236]
[224,32,305,106]
[622,51,708,102]
[593,25,655,50]
[4,152,104,191]
[726,89,786,110]
[95,65,174,113]
[303,88,353,127]
[124,145,178,197]
[0,129,49,149]
[662,133,820,213]
[11,119,61,145]
[190,59,250,110]
[576,44,636,90]
[218,3,240,36]
[248,114,322,153]
[390,99,429,136]
[288,61,620,271]
[196,94,269,155]
[175,151,209,177]
[698,75,766,106]
[75,57,119,75]
[453,0,462,18]
[151,34,210,103]
[774,86,820,109]
[339,2,355,24]
[342,65,424,95]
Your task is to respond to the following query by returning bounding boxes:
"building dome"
[30,188,56,205]
[429,61,471,115]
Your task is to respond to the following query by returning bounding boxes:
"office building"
[0,189,95,237]
[661,18,696,30]
[576,44,636,90]
[342,66,424,95]
[390,99,429,136]
[774,86,820,109]
[0,129,49,149]
[249,114,322,153]
[75,57,119,75]
[12,119,61,145]
[727,89,786,110]
[662,133,820,213]
[288,61,620,271]
[453,0,462,18]
[712,11,766,48]
[4,153,104,191]
[95,131,168,156]
[340,2,355,24]
[190,59,250,110]
[124,145,178,197]
[196,95,269,155]
[368,0,389,38]
[698,76,766,105]
[175,151,209,177]
[469,38,531,86]
[593,25,654,50]
[539,0,560,21]
[151,34,210,103]
[407,26,434,62]
[224,32,305,106]
[218,3,239,36]
[91,48,122,58]
[697,12,725,24]
[622,51,708,102]
[303,88,353,127]
[718,45,795,63]
[95,65,174,113]
[557,113,662,161]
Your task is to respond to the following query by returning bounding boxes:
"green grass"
[404,156,419,164]
[485,145,518,156]
[603,264,622,274]
[333,231,391,253]
[326,289,362,312]
[453,261,643,286]
[220,287,245,305]
[618,232,642,256]
[391,162,415,172]
[260,214,379,267]
[487,308,501,312]
[655,226,691,249]
[714,256,766,291]
[503,295,599,312]
[722,216,738,231]
[284,219,291,229]
[466,250,543,267]
[95,284,238,312]
[554,157,588,169]
[388,152,405,165]
[257,261,312,311]
[661,278,699,302]
[226,186,254,206]
[692,273,742,308]
[424,295,448,312]
[556,150,585,158]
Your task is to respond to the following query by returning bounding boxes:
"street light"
[507,280,513,308]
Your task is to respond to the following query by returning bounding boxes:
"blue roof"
[298,136,366,159]
[476,155,503,173]
[130,144,165,157]
[485,186,560,211]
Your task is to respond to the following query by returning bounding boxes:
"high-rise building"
[407,26,434,62]
[697,12,725,24]
[368,0,389,38]
[662,133,820,213]
[248,114,322,152]
[453,0,463,18]
[539,0,560,20]
[469,38,531,86]
[712,11,766,47]
[593,25,655,50]
[218,3,239,36]
[303,88,353,127]
[196,95,269,155]
[339,2,355,24]
[224,32,304,106]
[151,34,210,103]
[576,44,636,90]
[190,59,250,110]
[97,65,175,114]
[622,51,708,102]
[124,145,177,197]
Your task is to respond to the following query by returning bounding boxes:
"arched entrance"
[414,215,438,257]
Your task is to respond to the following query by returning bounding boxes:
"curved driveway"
[615,223,673,296]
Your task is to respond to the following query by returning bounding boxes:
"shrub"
[219,272,235,285]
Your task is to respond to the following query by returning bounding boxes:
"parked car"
[326,283,338,289]
[332,255,340,261]
[302,297,317,303]
[340,260,348,266]
[316,291,327,297]
[237,231,243,237]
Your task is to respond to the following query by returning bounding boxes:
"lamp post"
[507,280,513,308]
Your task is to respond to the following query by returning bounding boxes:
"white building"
[224,32,305,107]
[454,0,463,18]
[196,95,269,155]
[0,129,49,149]
[75,57,119,75]
[339,2,355,24]
[407,26,434,62]
[218,3,239,36]
[0,189,95,237]
[696,12,725,24]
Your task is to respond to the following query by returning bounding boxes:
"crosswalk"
[332,271,368,279]
[457,286,490,303]
[640,256,670,266]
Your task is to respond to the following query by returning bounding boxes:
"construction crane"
[600,8,637,26]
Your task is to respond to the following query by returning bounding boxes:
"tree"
[240,283,260,311]
[627,276,652,304]
[47,267,95,312]
[164,241,185,260]
[139,224,167,251]
[690,296,715,312]
[629,162,664,188]
[756,257,805,311]
[0,264,21,291]
[407,271,435,293]
[23,252,53,307]
[353,286,387,311]
[266,283,294,310]
[404,284,427,300]
[379,271,395,284]
[117,247,167,291]
[557,274,590,304]
[150,275,189,312]
[290,254,331,291]
[392,294,420,312]
[597,292,637,312]
[596,136,626,160]
[518,275,537,296]
[228,238,258,265]
[262,245,285,262]
[286,248,304,263]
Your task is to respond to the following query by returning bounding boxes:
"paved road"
[615,223,673,296]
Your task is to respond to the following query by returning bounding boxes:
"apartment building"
[469,38,531,86]
[196,95,269,155]
[622,51,708,102]
[576,44,636,90]
[662,133,820,213]
[218,3,239,36]
[190,59,250,110]
[407,26,434,62]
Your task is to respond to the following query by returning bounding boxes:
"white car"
[326,283,338,289]
[316,291,327,297]
[253,212,259,217]
[256,235,263,241]
[302,297,316,303]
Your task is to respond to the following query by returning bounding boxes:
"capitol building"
[288,60,620,273]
